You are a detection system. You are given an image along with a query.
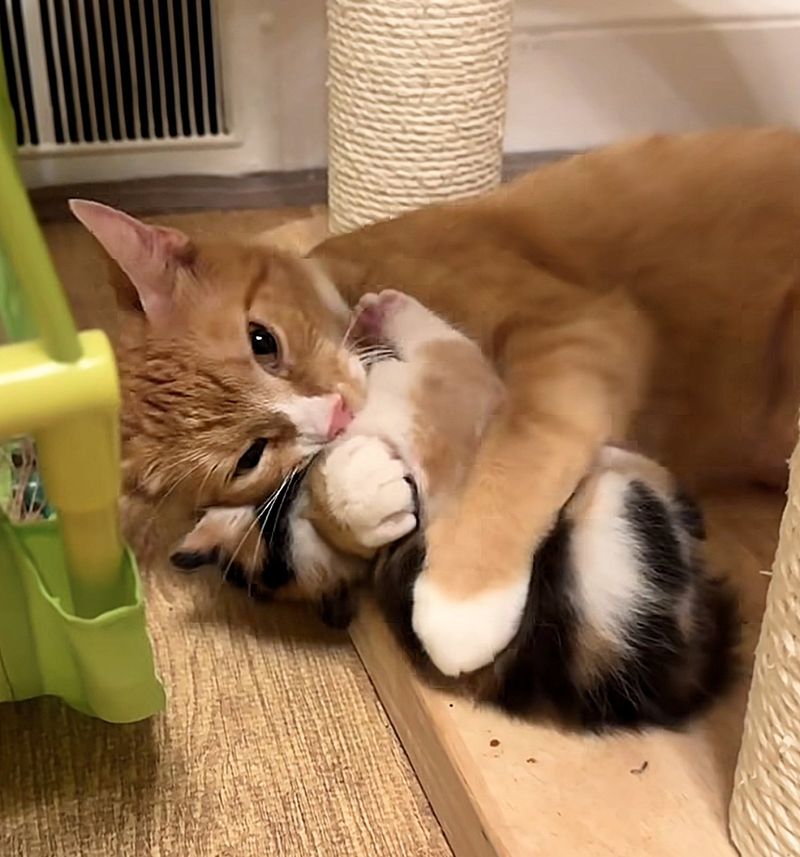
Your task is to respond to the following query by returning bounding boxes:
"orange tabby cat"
[74,128,800,676]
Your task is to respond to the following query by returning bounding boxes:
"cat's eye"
[249,322,280,365]
[234,438,268,477]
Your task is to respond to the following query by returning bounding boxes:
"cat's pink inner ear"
[68,199,193,320]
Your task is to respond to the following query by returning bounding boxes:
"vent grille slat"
[76,0,99,140]
[102,1,125,140]
[149,0,169,139]
[1,0,225,150]
[61,0,92,143]
[121,0,142,139]
[51,0,79,141]
[2,0,38,146]
[165,0,181,136]
[136,0,155,139]
[195,0,211,137]
[207,0,222,135]
[88,0,111,141]
[40,0,65,143]
[180,0,196,136]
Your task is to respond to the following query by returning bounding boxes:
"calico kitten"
[175,290,739,730]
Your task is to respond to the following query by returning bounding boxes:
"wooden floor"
[352,491,782,856]
[1,206,784,856]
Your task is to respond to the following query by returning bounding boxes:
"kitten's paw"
[323,435,417,549]
[352,290,407,341]
[412,574,530,676]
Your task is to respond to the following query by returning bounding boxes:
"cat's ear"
[69,199,194,321]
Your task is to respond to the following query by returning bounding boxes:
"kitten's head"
[71,200,366,508]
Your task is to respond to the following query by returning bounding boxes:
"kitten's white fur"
[289,512,364,591]
[568,469,644,652]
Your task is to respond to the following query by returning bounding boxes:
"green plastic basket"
[0,54,165,722]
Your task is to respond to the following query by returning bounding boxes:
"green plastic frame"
[0,51,165,723]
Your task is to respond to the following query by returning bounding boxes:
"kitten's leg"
[354,289,466,357]
[412,292,651,676]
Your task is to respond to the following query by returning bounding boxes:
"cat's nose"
[328,396,354,440]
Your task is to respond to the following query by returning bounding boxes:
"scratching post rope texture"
[730,435,800,856]
[326,0,513,234]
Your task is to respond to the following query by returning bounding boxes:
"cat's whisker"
[217,504,270,597]
[218,467,299,596]
[340,313,360,348]
[149,458,209,519]
[267,466,300,550]
[354,345,398,368]
[347,336,376,351]
[193,462,218,511]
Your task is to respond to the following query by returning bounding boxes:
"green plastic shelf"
[0,47,165,723]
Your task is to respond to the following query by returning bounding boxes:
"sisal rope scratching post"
[326,0,514,234]
[730,435,800,856]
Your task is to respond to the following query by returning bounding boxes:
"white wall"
[20,0,800,185]
[268,0,800,167]
[505,0,800,151]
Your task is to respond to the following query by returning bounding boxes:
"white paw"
[411,575,530,676]
[323,435,417,549]
[352,290,407,342]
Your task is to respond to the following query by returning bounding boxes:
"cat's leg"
[412,292,652,676]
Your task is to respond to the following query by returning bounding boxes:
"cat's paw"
[322,435,417,549]
[412,573,530,676]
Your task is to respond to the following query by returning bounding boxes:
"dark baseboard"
[31,151,576,222]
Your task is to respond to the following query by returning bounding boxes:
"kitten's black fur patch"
[626,481,691,595]
[673,489,707,540]
[376,483,740,732]
[491,515,579,717]
[373,536,428,664]
[224,562,250,591]
[171,466,309,597]
[319,584,358,629]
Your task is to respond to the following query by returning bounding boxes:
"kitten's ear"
[69,199,194,321]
